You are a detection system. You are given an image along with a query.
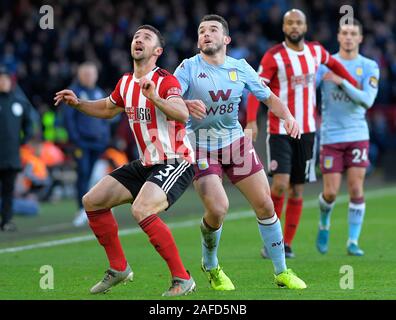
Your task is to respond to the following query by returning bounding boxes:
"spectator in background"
[63,62,110,227]
[0,65,33,231]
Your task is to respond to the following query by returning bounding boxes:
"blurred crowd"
[0,0,395,214]
[1,0,395,105]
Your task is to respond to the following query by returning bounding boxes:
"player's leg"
[133,159,196,296]
[283,183,304,257]
[84,173,135,294]
[267,134,293,220]
[283,133,315,257]
[227,137,306,289]
[193,174,235,291]
[271,174,290,218]
[262,135,292,258]
[316,143,344,254]
[235,171,306,289]
[344,140,370,256]
[346,167,367,256]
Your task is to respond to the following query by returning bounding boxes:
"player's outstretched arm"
[263,92,301,139]
[140,78,189,123]
[54,89,123,119]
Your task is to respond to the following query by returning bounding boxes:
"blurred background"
[0,0,395,240]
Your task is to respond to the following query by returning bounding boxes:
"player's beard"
[200,42,223,55]
[285,32,305,44]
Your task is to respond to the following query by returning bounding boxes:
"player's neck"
[133,60,157,79]
[200,52,226,66]
[284,39,304,51]
[339,49,359,60]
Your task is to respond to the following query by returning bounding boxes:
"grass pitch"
[0,184,395,300]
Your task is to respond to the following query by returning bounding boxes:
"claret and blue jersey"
[174,54,271,150]
[317,53,380,145]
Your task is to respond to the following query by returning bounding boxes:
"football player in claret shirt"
[55,25,196,297]
[315,19,380,256]
[246,9,360,258]
[175,14,306,290]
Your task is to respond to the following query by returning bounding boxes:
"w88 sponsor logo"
[207,103,235,116]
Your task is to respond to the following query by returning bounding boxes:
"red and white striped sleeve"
[158,75,183,100]
[258,51,278,83]
[109,75,128,108]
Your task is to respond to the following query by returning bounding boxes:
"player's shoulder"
[179,55,200,68]
[155,67,180,85]
[306,40,325,50]
[358,55,379,69]
[155,67,172,77]
[225,56,254,73]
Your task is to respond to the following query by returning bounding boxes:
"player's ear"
[224,35,231,45]
[358,34,363,45]
[154,47,163,57]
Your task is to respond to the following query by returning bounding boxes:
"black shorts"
[109,158,194,209]
[267,133,316,184]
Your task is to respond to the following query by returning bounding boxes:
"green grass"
[1,187,396,300]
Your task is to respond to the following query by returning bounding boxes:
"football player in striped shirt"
[54,25,196,297]
[246,9,359,258]
[315,19,380,256]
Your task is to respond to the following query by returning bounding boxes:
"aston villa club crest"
[228,69,238,82]
[197,158,209,170]
[324,156,333,169]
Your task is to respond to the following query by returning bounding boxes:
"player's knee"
[349,186,363,199]
[206,199,229,220]
[272,183,288,196]
[323,191,337,203]
[82,191,104,211]
[131,201,154,222]
[254,195,275,219]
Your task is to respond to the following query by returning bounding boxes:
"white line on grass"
[1,186,395,254]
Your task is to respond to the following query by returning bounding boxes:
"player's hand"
[323,72,343,85]
[140,78,158,101]
[284,116,301,139]
[245,121,258,142]
[54,89,79,107]
[185,100,206,120]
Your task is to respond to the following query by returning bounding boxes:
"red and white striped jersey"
[258,41,329,134]
[110,67,194,166]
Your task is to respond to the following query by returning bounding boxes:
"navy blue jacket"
[63,83,110,151]
[0,89,33,170]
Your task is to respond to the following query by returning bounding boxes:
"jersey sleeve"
[158,75,183,100]
[340,60,380,109]
[258,51,278,83]
[109,76,125,108]
[317,43,330,65]
[173,59,190,96]
[316,64,329,87]
[242,59,271,101]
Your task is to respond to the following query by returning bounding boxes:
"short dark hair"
[135,24,165,48]
[200,14,229,36]
[339,18,363,35]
